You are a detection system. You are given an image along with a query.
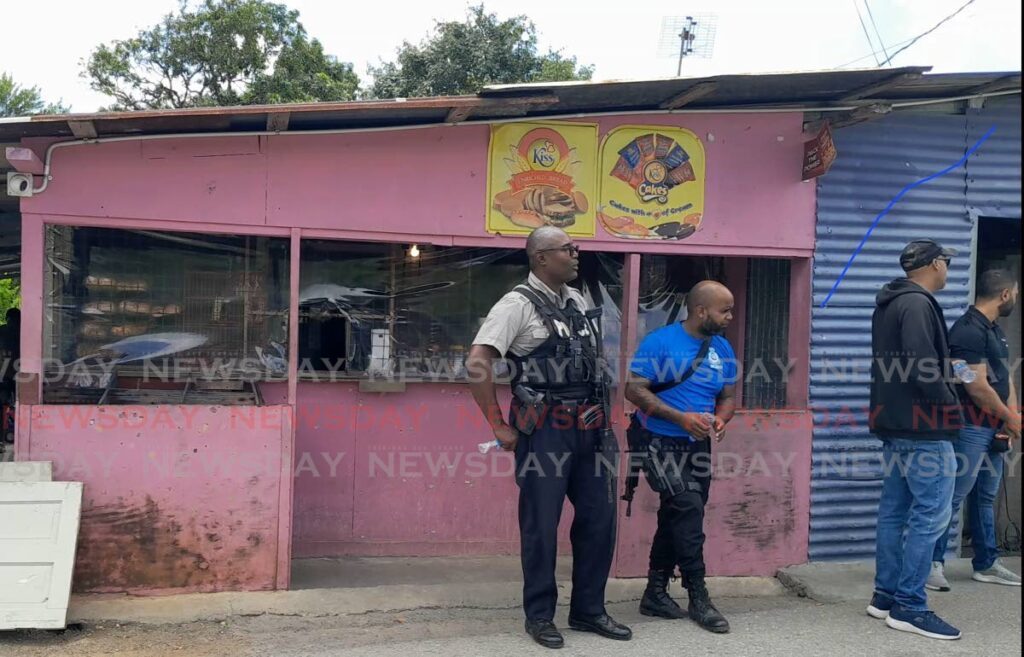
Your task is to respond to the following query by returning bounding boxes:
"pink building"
[0,68,993,595]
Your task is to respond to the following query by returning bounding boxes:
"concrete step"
[69,556,785,625]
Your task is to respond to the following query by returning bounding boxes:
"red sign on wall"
[802,123,837,181]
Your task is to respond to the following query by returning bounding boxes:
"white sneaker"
[972,561,1022,586]
[925,561,950,592]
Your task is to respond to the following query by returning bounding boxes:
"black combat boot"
[639,569,687,619]
[683,573,730,633]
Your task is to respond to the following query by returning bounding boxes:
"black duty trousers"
[646,437,712,578]
[514,408,617,622]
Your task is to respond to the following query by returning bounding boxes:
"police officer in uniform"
[624,280,737,634]
[467,226,631,649]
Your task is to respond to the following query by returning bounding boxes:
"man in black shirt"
[928,269,1021,591]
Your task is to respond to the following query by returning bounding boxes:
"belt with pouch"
[512,386,603,434]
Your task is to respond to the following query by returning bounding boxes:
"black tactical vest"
[507,284,598,400]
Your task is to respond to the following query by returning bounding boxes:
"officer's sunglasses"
[537,243,580,257]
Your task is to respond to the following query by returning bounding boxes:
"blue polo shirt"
[630,323,737,439]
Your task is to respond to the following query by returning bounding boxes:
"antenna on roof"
[658,15,717,77]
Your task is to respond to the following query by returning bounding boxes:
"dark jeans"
[514,410,617,622]
[933,424,1005,571]
[646,437,712,578]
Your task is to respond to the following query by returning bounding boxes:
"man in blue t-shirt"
[625,280,737,634]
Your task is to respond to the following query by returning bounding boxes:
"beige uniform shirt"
[473,272,592,357]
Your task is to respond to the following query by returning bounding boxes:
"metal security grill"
[743,258,791,409]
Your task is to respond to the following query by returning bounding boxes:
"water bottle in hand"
[478,439,502,454]
[952,360,976,384]
[702,412,718,441]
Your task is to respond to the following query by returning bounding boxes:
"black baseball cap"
[900,239,957,271]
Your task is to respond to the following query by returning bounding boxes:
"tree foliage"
[83,0,359,110]
[0,72,69,116]
[0,279,19,323]
[368,5,593,98]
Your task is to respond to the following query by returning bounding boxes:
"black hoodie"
[869,278,962,439]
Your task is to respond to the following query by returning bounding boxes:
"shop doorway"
[0,212,20,457]
[968,216,1022,555]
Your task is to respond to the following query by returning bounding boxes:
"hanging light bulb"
[409,244,421,258]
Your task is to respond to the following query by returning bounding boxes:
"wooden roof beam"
[804,103,893,134]
[67,120,98,139]
[445,105,476,123]
[266,112,290,132]
[4,146,45,174]
[966,74,1022,95]
[659,82,718,110]
[839,72,921,102]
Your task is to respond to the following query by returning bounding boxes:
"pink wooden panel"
[285,382,577,557]
[21,138,267,226]
[265,127,490,236]
[21,113,815,254]
[614,411,812,577]
[265,115,814,253]
[26,404,288,594]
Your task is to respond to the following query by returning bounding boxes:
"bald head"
[685,280,734,336]
[686,280,732,313]
[524,225,579,285]
[526,226,570,265]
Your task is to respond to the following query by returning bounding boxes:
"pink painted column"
[613,253,639,576]
[15,215,44,460]
[723,258,749,407]
[287,228,300,406]
[617,254,641,421]
[275,227,301,589]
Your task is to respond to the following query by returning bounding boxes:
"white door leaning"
[0,481,83,630]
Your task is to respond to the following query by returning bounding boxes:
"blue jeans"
[874,438,955,611]
[932,424,1005,571]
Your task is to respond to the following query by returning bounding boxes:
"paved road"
[4,576,1020,657]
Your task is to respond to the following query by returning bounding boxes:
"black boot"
[684,573,730,633]
[639,569,687,619]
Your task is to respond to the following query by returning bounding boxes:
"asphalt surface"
[3,574,1020,657]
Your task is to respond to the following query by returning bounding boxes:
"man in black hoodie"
[866,239,964,641]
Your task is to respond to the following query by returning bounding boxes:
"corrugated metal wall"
[966,96,1021,220]
[809,110,975,561]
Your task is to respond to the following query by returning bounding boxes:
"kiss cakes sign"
[597,126,706,240]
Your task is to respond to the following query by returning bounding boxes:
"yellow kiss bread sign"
[487,122,598,236]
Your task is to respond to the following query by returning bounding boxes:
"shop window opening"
[42,226,290,405]
[297,240,623,382]
[638,254,791,410]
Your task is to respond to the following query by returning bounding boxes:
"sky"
[2,0,1021,112]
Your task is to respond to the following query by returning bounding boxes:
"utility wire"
[863,0,891,66]
[879,0,980,66]
[852,0,882,66]
[834,34,921,69]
